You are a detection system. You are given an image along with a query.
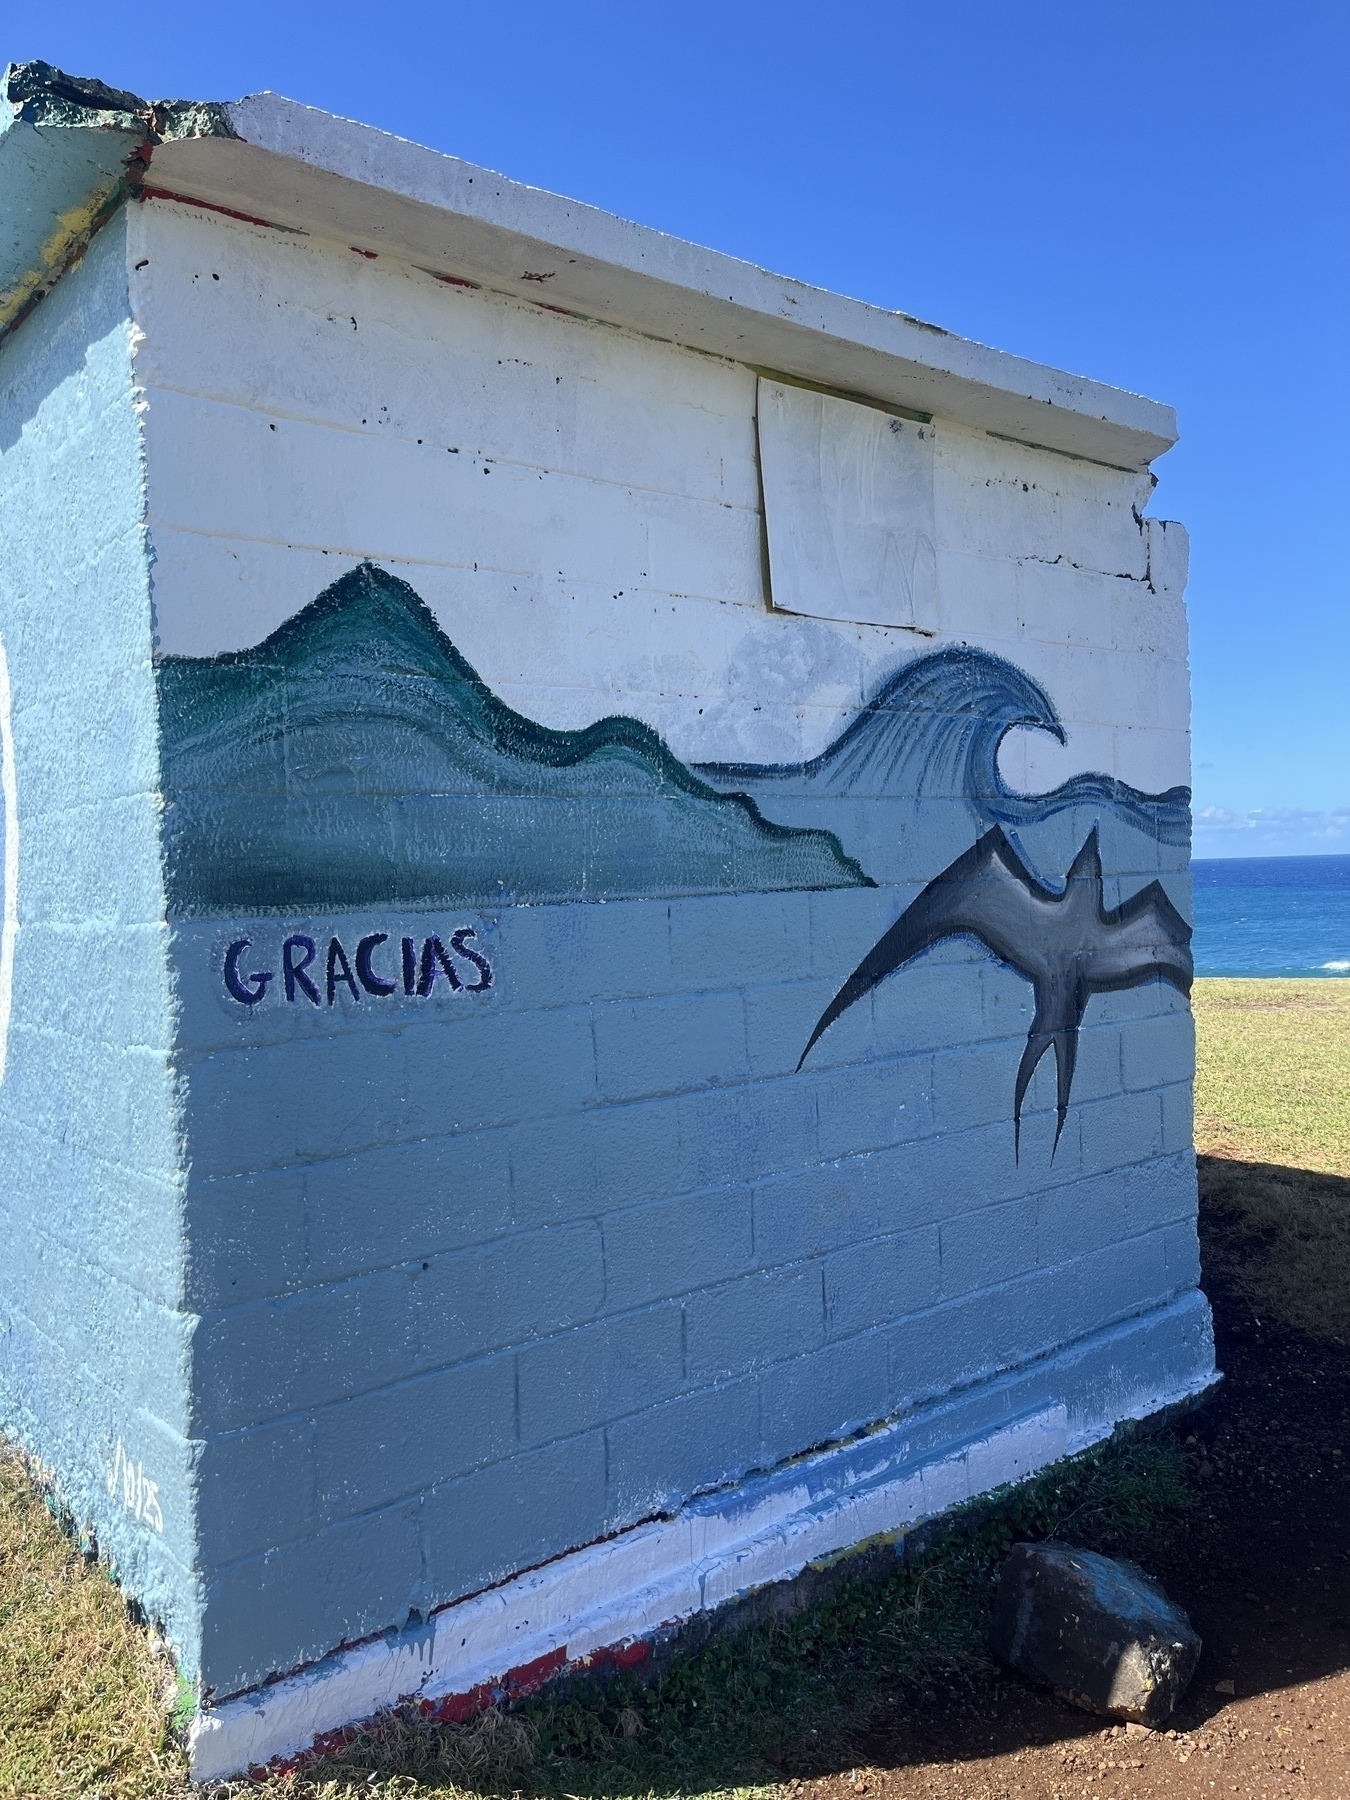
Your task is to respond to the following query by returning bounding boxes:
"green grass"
[0,1448,187,1799]
[1194,977,1350,1175]
[1194,978,1350,1341]
[0,1432,1196,1800]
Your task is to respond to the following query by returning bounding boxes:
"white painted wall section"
[130,198,1189,796]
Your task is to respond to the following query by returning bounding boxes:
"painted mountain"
[155,564,873,915]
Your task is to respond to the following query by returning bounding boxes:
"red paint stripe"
[138,186,286,233]
[504,1645,568,1695]
[241,1631,653,1776]
[433,272,482,289]
[424,1680,495,1724]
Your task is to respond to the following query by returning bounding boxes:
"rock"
[989,1542,1201,1725]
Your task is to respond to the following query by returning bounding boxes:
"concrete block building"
[0,61,1213,1779]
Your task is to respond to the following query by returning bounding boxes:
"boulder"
[989,1542,1201,1725]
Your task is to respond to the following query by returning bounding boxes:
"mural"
[159,562,1188,916]
[157,561,1192,1146]
[798,826,1193,1152]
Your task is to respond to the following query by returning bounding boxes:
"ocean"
[1192,854,1350,978]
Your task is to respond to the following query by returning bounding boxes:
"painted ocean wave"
[699,644,1190,846]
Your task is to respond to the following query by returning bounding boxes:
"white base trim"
[189,1300,1214,1781]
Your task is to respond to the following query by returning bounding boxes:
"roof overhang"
[2,60,1177,471]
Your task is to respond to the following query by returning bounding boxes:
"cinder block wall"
[0,176,1207,1708]
[0,215,197,1661]
[123,195,1203,1697]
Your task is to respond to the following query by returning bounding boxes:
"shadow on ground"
[258,1156,1350,1799]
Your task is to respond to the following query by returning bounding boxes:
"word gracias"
[224,929,493,1007]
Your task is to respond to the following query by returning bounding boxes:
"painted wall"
[0,182,1210,1709]
[123,193,1207,1700]
[0,214,199,1668]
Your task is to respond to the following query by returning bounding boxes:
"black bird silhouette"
[798,826,1193,1154]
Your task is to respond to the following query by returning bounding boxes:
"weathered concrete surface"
[990,1541,1201,1724]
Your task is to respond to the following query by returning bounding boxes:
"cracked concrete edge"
[0,59,234,343]
[4,58,236,141]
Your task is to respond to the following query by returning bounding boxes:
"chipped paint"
[0,123,145,337]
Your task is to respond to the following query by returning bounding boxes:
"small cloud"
[1194,802,1350,856]
[1247,806,1332,825]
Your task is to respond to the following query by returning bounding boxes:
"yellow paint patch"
[0,168,133,334]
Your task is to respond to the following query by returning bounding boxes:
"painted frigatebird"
[798,826,1193,1154]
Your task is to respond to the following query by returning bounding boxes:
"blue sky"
[13,3,1348,857]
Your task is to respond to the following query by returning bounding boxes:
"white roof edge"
[143,91,1175,471]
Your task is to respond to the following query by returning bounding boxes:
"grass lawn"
[1194,978,1350,1341]
[0,1452,184,1800]
[1193,976,1350,1175]
[0,1437,1200,1800]
[1,976,1346,1799]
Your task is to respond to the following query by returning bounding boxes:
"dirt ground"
[789,1157,1350,1800]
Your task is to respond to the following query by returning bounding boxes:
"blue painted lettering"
[450,926,492,992]
[282,935,321,1005]
[326,936,361,1005]
[355,933,396,996]
[223,939,273,1005]
[417,935,463,996]
[221,928,494,1007]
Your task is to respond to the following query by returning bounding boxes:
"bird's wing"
[799,827,1053,1068]
[1087,879,1193,995]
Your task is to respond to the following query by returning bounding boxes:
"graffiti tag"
[104,1437,164,1533]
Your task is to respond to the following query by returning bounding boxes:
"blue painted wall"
[180,898,1198,1693]
[168,570,1201,1697]
[0,214,200,1672]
